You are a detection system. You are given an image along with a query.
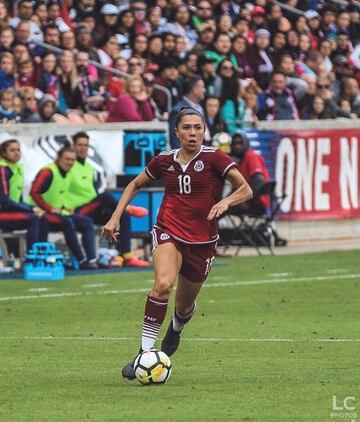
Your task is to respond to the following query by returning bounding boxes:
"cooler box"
[23,242,64,281]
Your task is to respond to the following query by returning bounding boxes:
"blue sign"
[124,131,167,174]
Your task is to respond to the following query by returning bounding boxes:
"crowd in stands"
[1,0,360,131]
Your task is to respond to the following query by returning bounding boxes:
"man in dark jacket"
[257,71,299,121]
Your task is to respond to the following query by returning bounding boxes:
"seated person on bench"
[0,139,48,251]
[67,131,149,267]
[229,131,287,246]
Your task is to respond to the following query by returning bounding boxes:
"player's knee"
[151,279,174,299]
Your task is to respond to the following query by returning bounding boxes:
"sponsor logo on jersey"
[160,233,170,240]
[167,165,175,172]
[194,160,204,172]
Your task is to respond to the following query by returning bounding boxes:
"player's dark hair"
[175,107,205,127]
[72,131,89,144]
[0,139,19,158]
[57,140,75,158]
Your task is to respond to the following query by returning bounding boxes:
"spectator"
[0,26,14,53]
[127,55,145,75]
[278,53,308,100]
[18,87,41,123]
[340,77,360,116]
[16,59,38,89]
[219,74,245,135]
[29,142,99,270]
[304,95,332,119]
[243,82,261,123]
[213,58,237,98]
[97,35,121,67]
[132,33,148,58]
[247,29,274,90]
[106,56,127,100]
[37,52,58,97]
[61,30,76,50]
[192,22,216,55]
[0,52,16,91]
[146,34,163,71]
[192,1,213,29]
[163,4,198,51]
[162,32,177,59]
[204,32,237,71]
[57,50,87,123]
[153,58,181,114]
[0,0,10,29]
[10,1,42,43]
[131,0,151,36]
[106,74,154,122]
[197,54,216,95]
[0,88,16,122]
[315,76,354,119]
[74,23,100,62]
[37,94,63,123]
[258,71,299,121]
[93,3,120,46]
[168,75,206,148]
[231,35,253,79]
[203,95,225,144]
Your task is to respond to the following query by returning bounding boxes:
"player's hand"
[207,200,229,220]
[101,218,120,243]
[33,207,45,217]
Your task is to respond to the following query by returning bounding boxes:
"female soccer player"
[0,139,48,251]
[102,108,253,379]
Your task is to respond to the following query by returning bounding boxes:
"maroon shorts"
[151,227,216,283]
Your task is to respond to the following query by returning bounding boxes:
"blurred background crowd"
[1,0,360,133]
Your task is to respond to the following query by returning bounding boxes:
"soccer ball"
[134,349,172,385]
[212,132,232,153]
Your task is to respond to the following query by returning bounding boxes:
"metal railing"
[32,40,173,114]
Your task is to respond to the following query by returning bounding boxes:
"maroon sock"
[141,294,168,350]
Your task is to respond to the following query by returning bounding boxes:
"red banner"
[274,129,360,220]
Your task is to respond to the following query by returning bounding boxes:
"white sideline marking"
[326,269,347,274]
[0,336,359,343]
[28,288,51,292]
[83,283,109,288]
[268,273,290,277]
[0,273,359,302]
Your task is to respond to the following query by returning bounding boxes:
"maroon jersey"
[145,146,236,244]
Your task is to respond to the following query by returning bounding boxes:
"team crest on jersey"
[194,160,204,172]
[160,233,170,240]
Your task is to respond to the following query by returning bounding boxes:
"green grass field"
[0,250,359,421]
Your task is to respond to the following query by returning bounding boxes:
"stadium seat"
[219,181,286,256]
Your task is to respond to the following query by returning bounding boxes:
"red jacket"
[106,94,154,122]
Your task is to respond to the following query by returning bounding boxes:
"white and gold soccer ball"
[212,132,232,153]
[134,349,172,385]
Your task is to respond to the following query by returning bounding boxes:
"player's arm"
[207,167,253,220]
[101,170,152,242]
